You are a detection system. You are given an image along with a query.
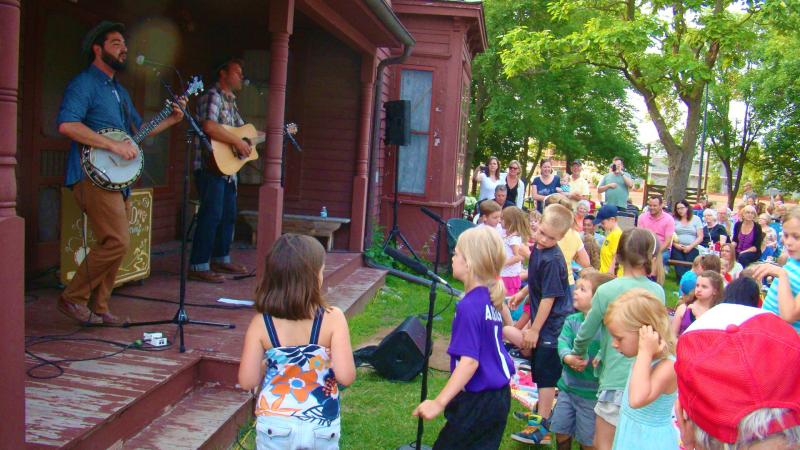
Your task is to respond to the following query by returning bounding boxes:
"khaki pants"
[62,180,130,314]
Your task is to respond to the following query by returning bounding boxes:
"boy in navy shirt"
[509,203,573,444]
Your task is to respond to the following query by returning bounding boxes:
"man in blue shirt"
[57,21,184,325]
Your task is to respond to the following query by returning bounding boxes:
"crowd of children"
[238,196,800,449]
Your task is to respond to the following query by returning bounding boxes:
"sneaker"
[511,424,551,445]
[513,411,544,424]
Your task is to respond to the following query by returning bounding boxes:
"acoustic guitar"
[208,123,298,175]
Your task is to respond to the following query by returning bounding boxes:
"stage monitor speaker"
[371,315,428,381]
[384,100,411,146]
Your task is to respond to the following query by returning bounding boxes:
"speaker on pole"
[370,316,428,381]
[385,100,411,146]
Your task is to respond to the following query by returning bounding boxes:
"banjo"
[80,76,204,191]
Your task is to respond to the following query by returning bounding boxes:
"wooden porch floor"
[23,242,385,449]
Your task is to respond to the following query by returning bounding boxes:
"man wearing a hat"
[675,303,800,449]
[595,204,622,276]
[566,159,590,208]
[56,21,186,325]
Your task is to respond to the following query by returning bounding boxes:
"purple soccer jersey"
[448,286,515,392]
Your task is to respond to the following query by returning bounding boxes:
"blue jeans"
[189,169,236,271]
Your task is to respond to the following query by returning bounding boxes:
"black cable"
[24,335,175,380]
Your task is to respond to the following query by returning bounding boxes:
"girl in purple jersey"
[413,226,515,449]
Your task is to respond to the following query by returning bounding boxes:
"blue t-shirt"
[56,65,143,188]
[763,258,800,333]
[532,175,561,213]
[448,286,515,392]
[527,244,571,346]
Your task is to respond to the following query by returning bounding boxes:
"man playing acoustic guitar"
[188,58,251,283]
[57,21,186,325]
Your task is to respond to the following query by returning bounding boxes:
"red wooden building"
[0,0,485,446]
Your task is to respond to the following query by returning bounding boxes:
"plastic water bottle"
[321,206,328,218]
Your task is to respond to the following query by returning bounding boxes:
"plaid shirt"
[193,83,245,171]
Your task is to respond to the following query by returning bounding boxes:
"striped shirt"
[762,258,800,333]
[193,84,245,171]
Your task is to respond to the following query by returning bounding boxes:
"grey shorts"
[593,389,623,427]
[549,390,597,446]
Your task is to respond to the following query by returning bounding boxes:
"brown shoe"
[58,297,102,324]
[188,270,225,283]
[96,311,129,327]
[210,262,248,275]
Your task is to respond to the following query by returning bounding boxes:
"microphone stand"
[124,73,234,353]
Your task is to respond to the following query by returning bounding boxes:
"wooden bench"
[238,211,350,250]
[643,184,705,207]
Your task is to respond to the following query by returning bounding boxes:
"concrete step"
[327,266,387,318]
[122,383,253,450]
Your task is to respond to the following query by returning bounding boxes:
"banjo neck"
[130,101,174,144]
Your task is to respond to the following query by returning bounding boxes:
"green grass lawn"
[231,273,681,449]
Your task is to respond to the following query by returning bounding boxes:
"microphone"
[385,247,450,287]
[135,54,174,68]
[420,207,448,226]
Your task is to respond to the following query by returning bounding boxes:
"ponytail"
[456,227,507,310]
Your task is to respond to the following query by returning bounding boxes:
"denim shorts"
[549,390,598,446]
[256,416,340,450]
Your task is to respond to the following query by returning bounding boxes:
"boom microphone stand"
[124,75,234,352]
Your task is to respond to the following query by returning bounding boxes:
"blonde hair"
[784,206,800,225]
[502,206,532,242]
[542,203,573,238]
[604,288,675,358]
[720,242,737,266]
[479,199,502,217]
[456,227,506,309]
[582,233,601,269]
[544,193,574,212]
[528,209,542,223]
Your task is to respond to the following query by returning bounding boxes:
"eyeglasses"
[509,167,519,170]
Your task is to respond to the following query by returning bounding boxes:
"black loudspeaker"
[371,315,428,381]
[384,100,411,146]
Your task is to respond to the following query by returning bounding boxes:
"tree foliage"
[499,0,758,206]
[466,0,640,188]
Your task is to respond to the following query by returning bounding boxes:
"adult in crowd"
[582,214,605,248]
[701,208,729,250]
[472,156,505,202]
[671,199,704,282]
[675,304,800,450]
[639,195,675,272]
[474,184,515,220]
[758,213,779,260]
[597,156,633,209]
[574,199,590,232]
[529,158,561,213]
[733,204,763,267]
[741,181,757,204]
[717,205,734,236]
[504,159,526,209]
[565,159,590,207]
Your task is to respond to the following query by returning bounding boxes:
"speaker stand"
[397,276,438,450]
[383,144,421,261]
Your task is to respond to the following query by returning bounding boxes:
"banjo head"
[81,128,144,191]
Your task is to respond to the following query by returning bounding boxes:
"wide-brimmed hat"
[81,21,125,57]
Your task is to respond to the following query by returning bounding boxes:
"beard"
[101,49,127,71]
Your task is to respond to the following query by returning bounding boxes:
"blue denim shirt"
[57,64,142,187]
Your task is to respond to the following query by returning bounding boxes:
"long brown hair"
[254,234,328,319]
[617,228,659,275]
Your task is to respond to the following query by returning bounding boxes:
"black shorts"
[433,385,510,450]
[531,346,561,388]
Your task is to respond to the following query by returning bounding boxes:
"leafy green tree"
[499,0,758,206]
[466,0,640,193]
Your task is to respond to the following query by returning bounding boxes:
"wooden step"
[321,252,363,289]
[123,383,253,450]
[326,266,387,318]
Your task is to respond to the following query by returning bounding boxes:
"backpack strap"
[262,313,281,348]
[309,307,325,345]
